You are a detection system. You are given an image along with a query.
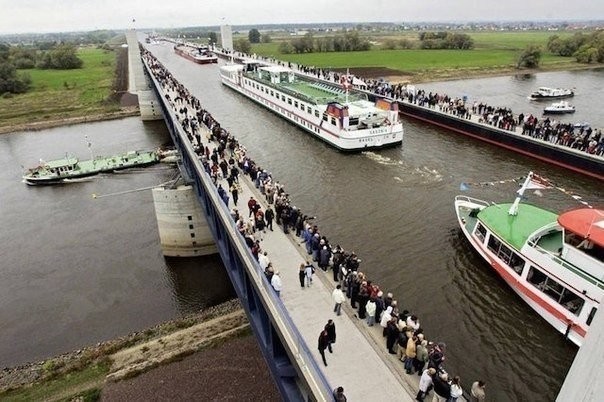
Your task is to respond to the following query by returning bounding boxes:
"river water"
[1,42,602,401]
[0,117,235,367]
[145,43,603,401]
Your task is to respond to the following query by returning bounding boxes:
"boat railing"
[529,243,604,291]
[242,72,319,105]
[454,195,491,208]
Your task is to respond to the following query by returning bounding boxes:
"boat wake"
[361,151,402,167]
[362,152,442,185]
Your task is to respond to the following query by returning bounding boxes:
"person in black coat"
[325,319,336,352]
[386,317,400,354]
[318,329,330,366]
[432,372,451,401]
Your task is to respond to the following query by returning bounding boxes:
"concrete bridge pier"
[152,185,218,257]
[125,30,162,121]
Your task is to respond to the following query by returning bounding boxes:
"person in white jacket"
[365,298,377,326]
[271,270,282,298]
[416,367,436,401]
[332,285,346,316]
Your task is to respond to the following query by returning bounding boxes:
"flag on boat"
[525,173,551,190]
[459,182,470,191]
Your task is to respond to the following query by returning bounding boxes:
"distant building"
[220,24,233,51]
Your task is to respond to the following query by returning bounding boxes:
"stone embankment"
[0,299,247,394]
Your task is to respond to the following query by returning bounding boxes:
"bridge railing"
[141,54,333,401]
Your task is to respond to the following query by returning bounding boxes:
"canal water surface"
[1,42,602,402]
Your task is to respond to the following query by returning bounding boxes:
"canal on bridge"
[147,41,603,402]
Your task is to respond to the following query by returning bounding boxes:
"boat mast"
[85,135,94,162]
[508,171,533,216]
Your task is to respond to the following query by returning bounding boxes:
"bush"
[517,45,542,69]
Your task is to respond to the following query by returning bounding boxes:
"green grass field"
[0,47,119,129]
[250,31,582,81]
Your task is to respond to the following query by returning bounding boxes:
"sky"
[1,0,603,34]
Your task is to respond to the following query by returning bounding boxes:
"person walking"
[325,319,336,352]
[265,207,274,231]
[304,261,314,287]
[333,386,347,402]
[298,263,306,288]
[270,270,282,298]
[318,328,330,367]
[230,182,239,205]
[332,285,345,316]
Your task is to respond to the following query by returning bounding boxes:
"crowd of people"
[143,47,488,401]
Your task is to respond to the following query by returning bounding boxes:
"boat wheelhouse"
[219,62,403,151]
[528,87,574,100]
[454,173,603,346]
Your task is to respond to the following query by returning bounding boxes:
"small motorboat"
[528,87,574,100]
[543,101,575,115]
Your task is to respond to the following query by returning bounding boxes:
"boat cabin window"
[487,236,511,265]
[281,95,285,101]
[270,90,274,97]
[315,110,320,118]
[474,223,487,242]
[294,101,298,108]
[587,307,597,325]
[330,117,337,126]
[509,253,524,275]
[307,106,312,114]
[323,114,328,122]
[527,266,584,315]
[288,98,292,105]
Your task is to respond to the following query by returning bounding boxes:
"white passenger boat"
[219,61,403,151]
[528,87,574,100]
[543,101,576,115]
[455,172,603,346]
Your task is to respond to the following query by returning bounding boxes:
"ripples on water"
[0,118,235,367]
[145,43,602,401]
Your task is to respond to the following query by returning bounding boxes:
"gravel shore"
[101,335,280,402]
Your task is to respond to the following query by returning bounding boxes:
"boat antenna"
[508,171,533,216]
[85,135,94,162]
[345,68,350,105]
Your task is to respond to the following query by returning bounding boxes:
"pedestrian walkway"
[204,143,416,401]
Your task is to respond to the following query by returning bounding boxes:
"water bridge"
[126,31,416,401]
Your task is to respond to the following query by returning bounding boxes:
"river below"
[1,42,602,402]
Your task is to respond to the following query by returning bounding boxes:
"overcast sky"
[1,0,602,34]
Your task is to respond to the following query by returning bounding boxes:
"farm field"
[0,47,120,130]
[249,31,586,82]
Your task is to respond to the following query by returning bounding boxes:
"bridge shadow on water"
[163,255,236,315]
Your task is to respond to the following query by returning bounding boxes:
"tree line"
[277,31,371,54]
[383,32,474,50]
[547,31,604,63]
[0,43,84,95]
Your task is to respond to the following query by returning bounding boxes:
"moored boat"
[174,43,217,64]
[23,150,160,185]
[219,61,403,151]
[528,87,574,100]
[454,172,603,346]
[543,101,575,115]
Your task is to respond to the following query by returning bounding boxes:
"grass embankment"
[251,31,588,82]
[0,300,246,402]
[0,47,125,132]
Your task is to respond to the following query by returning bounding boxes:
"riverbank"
[0,299,280,401]
[0,106,140,135]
